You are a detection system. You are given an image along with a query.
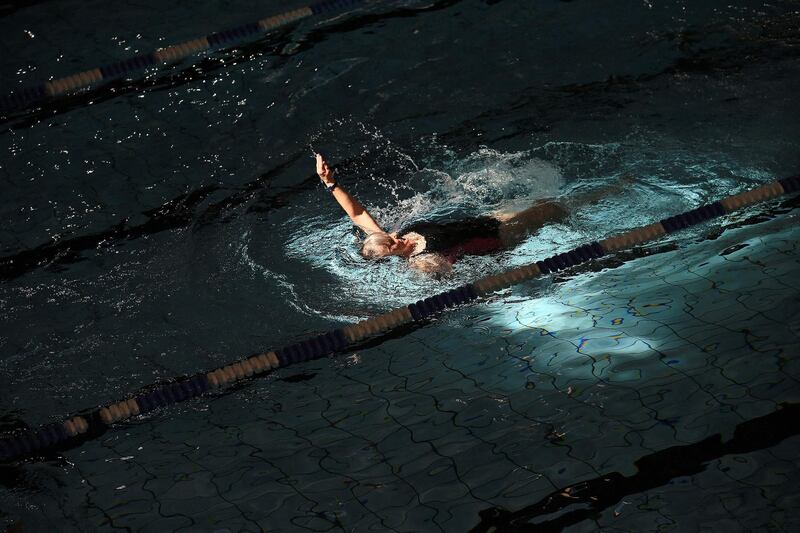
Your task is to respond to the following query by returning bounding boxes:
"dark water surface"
[1,0,799,530]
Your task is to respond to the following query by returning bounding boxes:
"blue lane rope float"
[0,176,798,462]
[0,0,367,114]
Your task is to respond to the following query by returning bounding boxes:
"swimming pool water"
[1,0,799,531]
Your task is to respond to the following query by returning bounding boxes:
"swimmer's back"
[401,216,504,263]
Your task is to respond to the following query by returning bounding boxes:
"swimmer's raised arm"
[316,153,384,235]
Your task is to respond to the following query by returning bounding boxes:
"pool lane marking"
[0,0,365,113]
[0,175,798,462]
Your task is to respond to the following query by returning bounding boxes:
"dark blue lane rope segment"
[565,250,582,266]
[444,290,458,306]
[535,260,551,275]
[567,251,580,266]
[406,287,475,323]
[0,440,10,460]
[536,243,604,277]
[441,292,454,306]
[662,200,728,233]
[38,426,54,448]
[179,381,194,399]
[573,246,590,262]
[660,215,678,233]
[148,390,164,409]
[462,284,478,301]
[38,429,54,449]
[424,297,438,315]
[23,434,38,454]
[162,387,176,405]
[29,433,44,452]
[434,293,450,309]
[150,389,167,408]
[276,331,348,367]
[310,336,326,358]
[276,346,293,366]
[168,385,183,404]
[316,336,330,358]
[333,329,347,349]
[780,175,800,193]
[137,393,153,412]
[3,420,76,460]
[452,286,464,301]
[160,385,177,405]
[299,339,314,361]
[207,22,261,46]
[311,0,364,15]
[300,341,312,361]
[6,438,20,458]
[320,333,336,353]
[42,426,59,447]
[135,394,152,414]
[26,432,42,452]
[13,436,30,455]
[39,426,54,448]
[190,375,209,395]
[1,84,47,112]
[283,346,297,365]
[172,382,188,402]
[425,295,443,312]
[290,343,306,364]
[422,296,436,313]
[184,379,198,397]
[453,288,468,305]
[6,439,21,458]
[9,437,24,456]
[289,342,305,363]
[100,54,157,79]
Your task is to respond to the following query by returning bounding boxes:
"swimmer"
[316,153,614,276]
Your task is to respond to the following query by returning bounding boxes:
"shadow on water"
[0,152,305,280]
[0,0,51,19]
[468,402,800,532]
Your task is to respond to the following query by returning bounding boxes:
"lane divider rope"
[1,174,798,462]
[0,0,367,114]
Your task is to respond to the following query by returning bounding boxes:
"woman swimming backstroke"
[315,153,611,276]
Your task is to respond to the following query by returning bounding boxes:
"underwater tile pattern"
[2,207,798,531]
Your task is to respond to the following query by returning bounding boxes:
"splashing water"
[256,123,776,320]
[281,137,568,317]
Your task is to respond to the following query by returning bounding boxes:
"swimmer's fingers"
[315,153,324,175]
[315,154,332,182]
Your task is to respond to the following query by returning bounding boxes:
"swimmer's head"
[360,232,413,259]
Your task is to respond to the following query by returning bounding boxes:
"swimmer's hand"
[315,153,335,185]
[317,153,385,235]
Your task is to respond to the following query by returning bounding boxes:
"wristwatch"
[326,181,338,193]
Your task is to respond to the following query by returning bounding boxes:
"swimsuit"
[401,217,505,264]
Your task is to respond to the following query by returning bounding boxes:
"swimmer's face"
[375,235,409,256]
[362,232,414,259]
